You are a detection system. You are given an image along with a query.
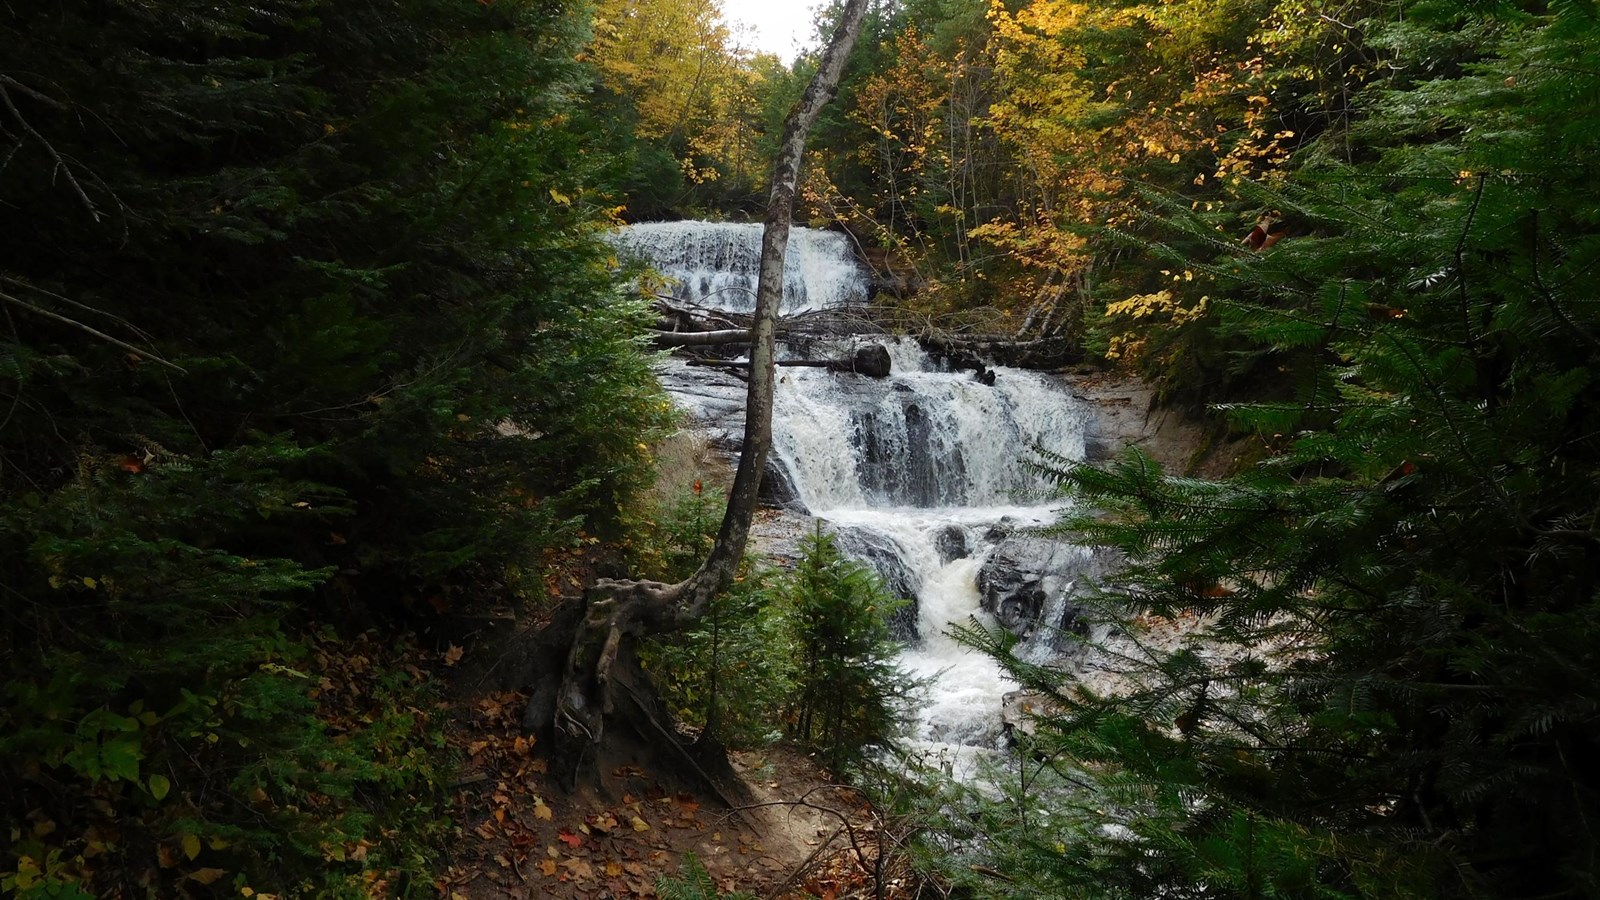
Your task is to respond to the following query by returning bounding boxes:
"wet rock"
[1001,689,1064,745]
[976,535,1110,655]
[851,398,968,507]
[978,552,1046,632]
[852,343,892,378]
[759,458,806,512]
[830,526,921,641]
[934,525,969,563]
[1066,373,1227,478]
[1083,435,1117,463]
[1060,602,1092,638]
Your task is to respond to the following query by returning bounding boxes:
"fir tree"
[929,2,1600,897]
[1,0,667,892]
[784,526,918,773]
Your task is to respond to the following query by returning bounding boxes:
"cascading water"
[770,344,1096,768]
[610,221,869,314]
[617,221,1093,768]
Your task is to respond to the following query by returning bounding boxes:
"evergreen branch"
[0,136,23,174]
[0,74,67,110]
[1379,330,1511,510]
[1454,176,1486,349]
[0,275,155,341]
[1528,209,1600,354]
[0,290,186,373]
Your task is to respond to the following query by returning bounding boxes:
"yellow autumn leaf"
[182,833,201,860]
[189,868,226,885]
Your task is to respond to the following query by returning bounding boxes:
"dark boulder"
[976,535,1110,654]
[852,343,892,378]
[830,525,921,642]
[759,458,806,511]
[978,551,1046,633]
[934,525,969,563]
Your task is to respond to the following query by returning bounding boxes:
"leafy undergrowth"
[434,682,921,899]
[5,586,922,900]
[3,627,452,898]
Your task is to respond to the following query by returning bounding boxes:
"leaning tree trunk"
[527,0,871,781]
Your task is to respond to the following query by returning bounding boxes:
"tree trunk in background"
[529,0,871,784]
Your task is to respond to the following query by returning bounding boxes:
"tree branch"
[541,0,870,765]
[0,275,155,340]
[0,82,100,223]
[0,290,186,373]
[675,0,873,621]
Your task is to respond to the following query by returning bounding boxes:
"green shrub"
[637,485,796,749]
[656,852,757,900]
[782,526,919,772]
[639,499,916,765]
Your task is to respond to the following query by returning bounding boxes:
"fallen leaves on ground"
[435,668,926,898]
[438,687,728,898]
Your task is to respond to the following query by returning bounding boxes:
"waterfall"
[621,220,1092,763]
[610,221,869,314]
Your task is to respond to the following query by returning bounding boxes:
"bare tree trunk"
[530,0,872,780]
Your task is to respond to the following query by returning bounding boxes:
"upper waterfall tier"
[611,221,870,314]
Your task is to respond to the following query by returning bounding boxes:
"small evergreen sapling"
[783,525,919,773]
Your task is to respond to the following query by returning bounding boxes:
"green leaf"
[100,737,141,783]
[148,774,171,800]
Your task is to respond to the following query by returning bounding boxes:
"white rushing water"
[610,221,869,314]
[619,221,1091,768]
[772,346,1089,768]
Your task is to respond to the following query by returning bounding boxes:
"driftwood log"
[918,332,1082,370]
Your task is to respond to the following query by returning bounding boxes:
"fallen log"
[652,328,751,347]
[685,343,891,377]
[918,332,1082,369]
[688,359,826,369]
